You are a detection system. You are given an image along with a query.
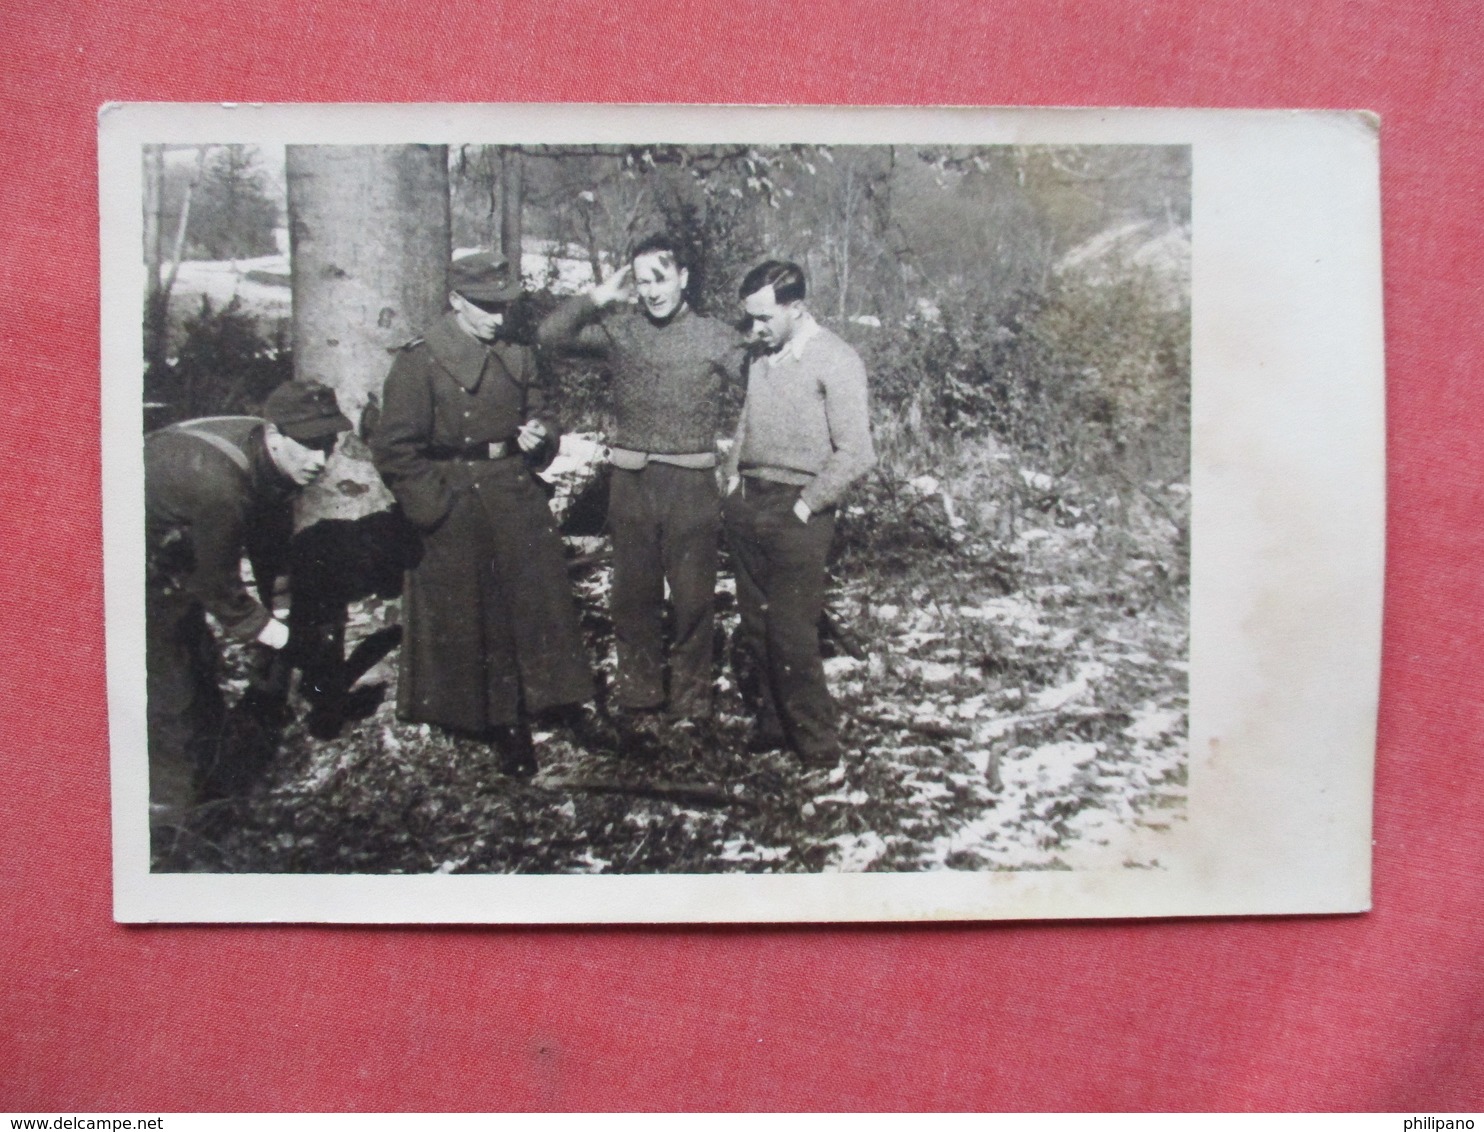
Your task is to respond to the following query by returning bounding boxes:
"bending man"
[145,380,350,850]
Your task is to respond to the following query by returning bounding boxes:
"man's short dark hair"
[739,260,806,305]
[629,233,689,273]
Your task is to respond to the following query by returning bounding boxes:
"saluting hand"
[591,264,634,308]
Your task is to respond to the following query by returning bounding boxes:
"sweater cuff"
[568,293,601,326]
[799,482,834,514]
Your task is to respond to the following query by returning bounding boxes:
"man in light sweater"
[723,260,876,767]
[539,235,746,751]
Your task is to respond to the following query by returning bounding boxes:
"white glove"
[255,617,290,650]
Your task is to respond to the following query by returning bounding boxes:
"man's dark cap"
[450,251,523,303]
[262,381,353,443]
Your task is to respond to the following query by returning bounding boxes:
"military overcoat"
[372,314,593,732]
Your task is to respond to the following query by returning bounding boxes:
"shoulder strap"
[177,424,252,475]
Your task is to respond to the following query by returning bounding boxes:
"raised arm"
[537,265,633,357]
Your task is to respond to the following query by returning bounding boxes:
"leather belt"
[432,440,514,461]
[608,446,718,471]
[741,475,803,496]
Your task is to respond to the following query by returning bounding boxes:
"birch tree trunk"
[142,145,167,372]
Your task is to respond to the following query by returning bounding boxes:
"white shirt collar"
[779,312,820,362]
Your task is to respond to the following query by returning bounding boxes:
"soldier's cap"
[262,380,353,443]
[450,251,523,303]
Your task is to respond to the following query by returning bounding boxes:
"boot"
[667,716,717,761]
[539,703,620,754]
[614,710,665,762]
[490,723,537,779]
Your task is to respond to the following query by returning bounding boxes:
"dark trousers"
[146,587,226,820]
[607,462,720,718]
[723,478,840,761]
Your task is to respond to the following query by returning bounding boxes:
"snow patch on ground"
[171,257,292,325]
[1031,662,1107,712]
[828,832,889,871]
[1124,705,1183,743]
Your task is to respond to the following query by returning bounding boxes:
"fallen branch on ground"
[536,777,755,811]
[857,713,972,741]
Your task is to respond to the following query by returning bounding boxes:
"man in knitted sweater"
[723,261,876,767]
[539,235,746,746]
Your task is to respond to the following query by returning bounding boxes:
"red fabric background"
[2,0,1480,1112]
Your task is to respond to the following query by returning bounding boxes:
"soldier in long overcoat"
[371,252,595,776]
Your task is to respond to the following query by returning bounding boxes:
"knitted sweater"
[538,295,746,454]
[725,315,876,512]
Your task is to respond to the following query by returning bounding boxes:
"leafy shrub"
[145,296,292,428]
[832,469,961,572]
[852,258,1188,493]
[827,251,1189,592]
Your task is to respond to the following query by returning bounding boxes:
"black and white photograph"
[101,105,1382,922]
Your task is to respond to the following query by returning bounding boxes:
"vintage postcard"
[100,104,1383,922]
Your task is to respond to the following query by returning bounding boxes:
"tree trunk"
[837,163,855,321]
[142,145,167,372]
[163,146,208,302]
[285,143,450,529]
[282,145,451,709]
[167,146,210,414]
[581,202,604,284]
[482,146,499,252]
[499,146,523,268]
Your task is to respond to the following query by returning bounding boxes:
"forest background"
[140,141,1192,874]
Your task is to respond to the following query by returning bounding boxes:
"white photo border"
[101,104,1383,923]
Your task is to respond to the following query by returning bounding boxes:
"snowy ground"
[169,256,292,326]
[163,439,1188,875]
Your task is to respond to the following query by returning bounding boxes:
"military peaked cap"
[262,380,353,443]
[450,251,523,303]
